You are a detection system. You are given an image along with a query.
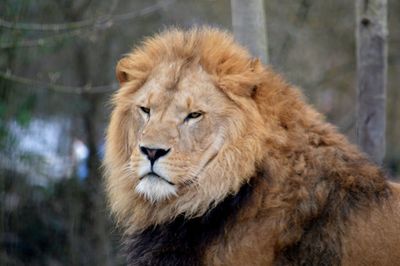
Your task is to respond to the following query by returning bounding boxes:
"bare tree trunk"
[68,19,113,266]
[355,0,387,164]
[75,45,113,266]
[231,0,269,64]
[82,93,113,266]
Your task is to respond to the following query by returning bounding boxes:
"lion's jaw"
[105,60,266,228]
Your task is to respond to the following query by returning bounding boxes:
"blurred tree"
[57,1,115,265]
[231,0,268,63]
[356,0,388,164]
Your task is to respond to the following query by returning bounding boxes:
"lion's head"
[104,28,280,232]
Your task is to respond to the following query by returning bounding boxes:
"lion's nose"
[140,146,170,164]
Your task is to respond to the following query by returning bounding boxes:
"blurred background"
[0,0,399,265]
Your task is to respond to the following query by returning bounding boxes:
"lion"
[103,27,400,266]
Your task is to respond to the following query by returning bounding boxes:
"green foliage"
[15,94,36,127]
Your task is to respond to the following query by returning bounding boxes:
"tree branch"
[0,0,175,32]
[0,70,117,94]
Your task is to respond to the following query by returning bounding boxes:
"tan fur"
[104,27,400,265]
[342,183,400,266]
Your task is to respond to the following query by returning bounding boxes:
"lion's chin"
[135,175,177,202]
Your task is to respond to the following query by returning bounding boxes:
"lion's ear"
[116,57,132,85]
[218,58,264,99]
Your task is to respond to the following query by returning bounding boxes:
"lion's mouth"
[140,172,175,186]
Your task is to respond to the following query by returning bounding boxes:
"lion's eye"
[185,112,203,122]
[139,106,150,115]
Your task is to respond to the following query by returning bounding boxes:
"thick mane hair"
[104,27,397,266]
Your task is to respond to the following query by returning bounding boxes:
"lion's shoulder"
[268,158,392,265]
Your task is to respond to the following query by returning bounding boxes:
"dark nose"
[140,146,170,164]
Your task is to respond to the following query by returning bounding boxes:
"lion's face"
[105,28,270,229]
[129,62,243,201]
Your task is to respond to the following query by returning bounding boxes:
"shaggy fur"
[104,27,400,266]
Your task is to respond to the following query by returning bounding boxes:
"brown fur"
[104,27,400,265]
